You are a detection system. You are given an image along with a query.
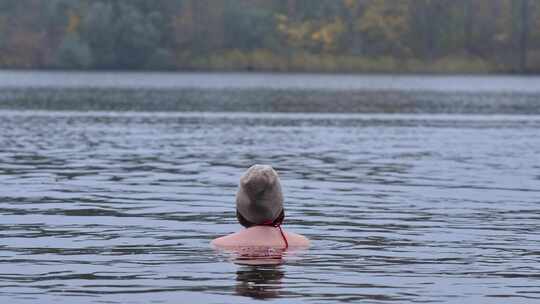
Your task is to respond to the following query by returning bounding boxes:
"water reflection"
[220,246,287,300]
[235,265,284,300]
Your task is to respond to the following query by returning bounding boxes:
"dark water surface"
[1,72,540,114]
[1,111,539,303]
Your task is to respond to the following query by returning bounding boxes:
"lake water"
[1,70,540,92]
[1,73,540,303]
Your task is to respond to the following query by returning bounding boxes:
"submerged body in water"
[212,226,309,266]
[212,165,309,252]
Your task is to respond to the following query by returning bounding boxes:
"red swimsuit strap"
[277,225,289,249]
[261,220,289,249]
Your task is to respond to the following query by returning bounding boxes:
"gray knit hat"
[236,165,284,224]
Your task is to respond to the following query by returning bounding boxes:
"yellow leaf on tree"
[66,11,81,34]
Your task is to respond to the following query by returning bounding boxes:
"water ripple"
[0,111,539,303]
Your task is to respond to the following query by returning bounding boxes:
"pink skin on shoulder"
[211,226,310,248]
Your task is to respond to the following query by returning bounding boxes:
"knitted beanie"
[236,165,284,224]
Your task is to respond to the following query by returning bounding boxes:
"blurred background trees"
[0,0,538,73]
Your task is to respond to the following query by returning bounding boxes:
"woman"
[212,165,309,248]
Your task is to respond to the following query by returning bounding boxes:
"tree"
[464,0,474,54]
[80,1,162,69]
[81,1,116,68]
[519,0,530,72]
[55,33,93,68]
[224,4,278,51]
[114,3,161,68]
[357,0,410,57]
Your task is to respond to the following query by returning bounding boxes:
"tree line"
[0,0,538,73]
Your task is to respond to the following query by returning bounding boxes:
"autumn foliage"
[0,0,538,73]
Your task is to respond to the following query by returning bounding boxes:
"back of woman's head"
[236,165,284,226]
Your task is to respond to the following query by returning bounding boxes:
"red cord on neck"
[261,220,289,249]
[277,225,289,249]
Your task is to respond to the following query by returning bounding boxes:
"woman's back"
[212,226,309,248]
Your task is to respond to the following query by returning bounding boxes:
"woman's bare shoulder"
[211,227,310,248]
[211,231,242,247]
[285,231,310,247]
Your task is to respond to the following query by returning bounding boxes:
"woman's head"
[236,165,284,227]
